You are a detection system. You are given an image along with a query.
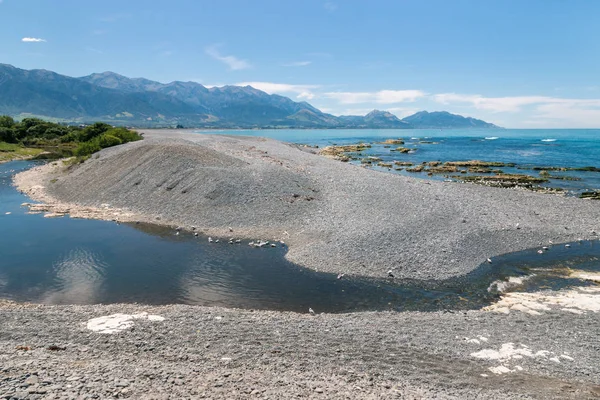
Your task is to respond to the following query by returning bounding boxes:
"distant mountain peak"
[0,63,501,129]
[402,110,500,129]
[365,109,397,118]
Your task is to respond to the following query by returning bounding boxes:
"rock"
[115,379,130,388]
[315,388,324,393]
[24,376,39,385]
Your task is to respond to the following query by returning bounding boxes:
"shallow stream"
[1,160,599,313]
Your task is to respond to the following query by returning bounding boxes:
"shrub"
[81,122,112,141]
[98,134,122,148]
[75,141,102,157]
[0,116,15,128]
[0,127,17,143]
[104,127,143,143]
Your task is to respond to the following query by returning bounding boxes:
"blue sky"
[2,0,600,128]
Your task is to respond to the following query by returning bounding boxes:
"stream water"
[1,160,599,313]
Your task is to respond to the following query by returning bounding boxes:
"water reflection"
[1,161,599,313]
[42,247,106,304]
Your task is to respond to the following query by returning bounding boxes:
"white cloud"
[281,61,312,67]
[22,37,46,43]
[324,90,426,104]
[236,81,321,100]
[433,92,600,127]
[433,93,554,112]
[297,91,315,100]
[324,2,337,12]
[205,45,251,71]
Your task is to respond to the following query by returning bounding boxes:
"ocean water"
[195,128,600,194]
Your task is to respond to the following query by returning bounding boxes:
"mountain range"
[0,64,500,129]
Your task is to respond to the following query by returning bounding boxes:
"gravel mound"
[15,129,600,280]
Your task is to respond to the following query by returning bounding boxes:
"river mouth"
[1,160,599,313]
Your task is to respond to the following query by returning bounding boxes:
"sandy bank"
[14,129,600,280]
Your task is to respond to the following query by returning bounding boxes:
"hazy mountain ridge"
[402,111,500,129]
[0,64,500,129]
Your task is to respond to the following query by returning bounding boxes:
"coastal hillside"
[402,111,500,129]
[0,64,499,129]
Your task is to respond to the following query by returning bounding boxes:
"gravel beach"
[14,129,600,280]
[2,300,600,399]
[5,129,600,399]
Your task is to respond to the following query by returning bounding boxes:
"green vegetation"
[0,116,142,162]
[0,142,44,163]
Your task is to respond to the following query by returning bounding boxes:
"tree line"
[0,116,142,157]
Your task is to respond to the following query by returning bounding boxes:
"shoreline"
[12,129,600,281]
[5,133,600,398]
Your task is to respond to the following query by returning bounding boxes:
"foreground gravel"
[15,129,600,280]
[1,301,600,399]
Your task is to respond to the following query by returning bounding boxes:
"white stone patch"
[488,365,512,375]
[488,365,523,375]
[570,270,600,282]
[467,341,574,376]
[86,312,166,334]
[471,343,534,362]
[462,335,489,345]
[484,287,600,315]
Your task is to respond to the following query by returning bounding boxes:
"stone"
[115,379,130,388]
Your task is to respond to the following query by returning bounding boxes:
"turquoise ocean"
[195,128,600,194]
